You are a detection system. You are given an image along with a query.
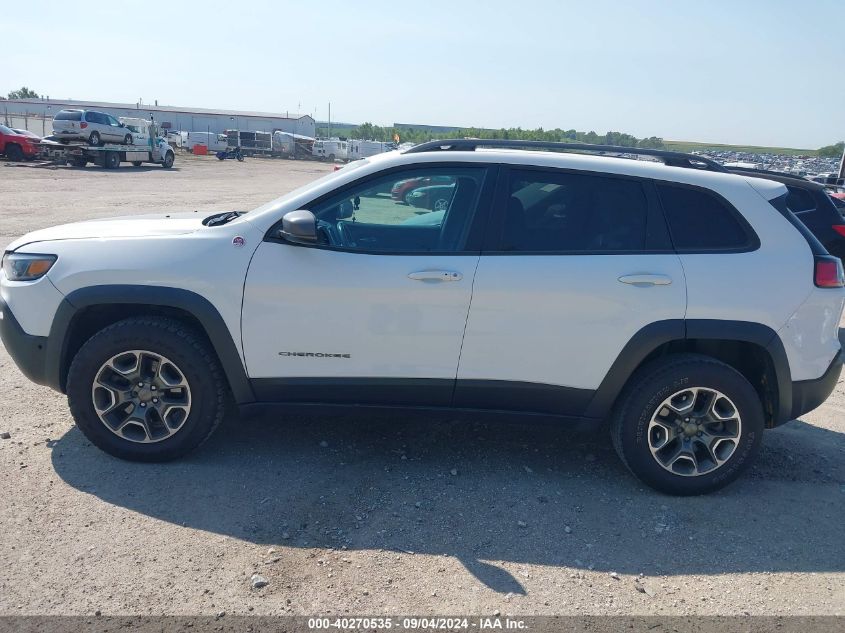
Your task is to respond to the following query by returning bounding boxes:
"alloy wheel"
[647,387,741,476]
[91,350,192,443]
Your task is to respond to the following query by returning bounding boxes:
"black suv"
[727,167,845,259]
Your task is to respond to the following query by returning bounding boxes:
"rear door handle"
[408,270,463,282]
[618,274,672,286]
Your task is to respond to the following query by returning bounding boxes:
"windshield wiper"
[203,211,244,227]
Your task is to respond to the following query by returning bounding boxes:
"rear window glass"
[54,110,82,121]
[785,186,816,213]
[657,184,753,251]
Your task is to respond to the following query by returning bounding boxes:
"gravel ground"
[0,156,843,616]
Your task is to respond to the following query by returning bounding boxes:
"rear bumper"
[789,349,843,421]
[0,295,50,387]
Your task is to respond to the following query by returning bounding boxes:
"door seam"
[451,254,482,405]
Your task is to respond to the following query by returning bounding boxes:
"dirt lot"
[0,155,843,617]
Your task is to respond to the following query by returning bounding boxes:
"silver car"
[52,109,134,146]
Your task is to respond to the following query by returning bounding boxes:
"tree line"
[318,121,667,149]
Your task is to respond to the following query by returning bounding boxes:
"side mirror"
[279,210,317,245]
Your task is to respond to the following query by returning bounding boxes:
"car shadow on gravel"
[50,411,845,593]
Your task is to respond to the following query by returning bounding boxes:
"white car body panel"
[5,213,206,251]
[677,177,842,381]
[3,216,263,361]
[457,253,686,390]
[242,244,477,379]
[0,275,66,337]
[779,287,845,381]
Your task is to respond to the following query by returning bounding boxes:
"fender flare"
[583,319,791,422]
[46,285,254,403]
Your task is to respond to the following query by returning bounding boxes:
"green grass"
[664,140,818,157]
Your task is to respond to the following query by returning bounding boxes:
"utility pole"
[328,101,331,139]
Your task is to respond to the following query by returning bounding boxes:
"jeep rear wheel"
[610,354,763,495]
[67,317,226,462]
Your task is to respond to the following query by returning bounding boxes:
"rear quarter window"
[657,183,757,252]
[785,186,816,213]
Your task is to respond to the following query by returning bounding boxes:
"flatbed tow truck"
[38,118,175,169]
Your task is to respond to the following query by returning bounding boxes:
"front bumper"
[0,295,50,387]
[790,349,843,420]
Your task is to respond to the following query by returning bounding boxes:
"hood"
[5,211,217,251]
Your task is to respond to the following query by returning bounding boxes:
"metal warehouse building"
[1,98,316,137]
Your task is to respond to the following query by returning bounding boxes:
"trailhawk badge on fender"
[232,236,245,247]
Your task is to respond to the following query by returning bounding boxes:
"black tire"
[71,156,87,168]
[124,134,133,145]
[132,161,143,167]
[5,144,24,161]
[88,131,101,146]
[236,154,244,162]
[66,317,227,462]
[610,354,764,496]
[104,151,120,169]
[162,151,174,168]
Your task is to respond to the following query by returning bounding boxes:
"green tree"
[7,86,40,99]
[818,142,844,158]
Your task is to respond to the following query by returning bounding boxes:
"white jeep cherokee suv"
[2,140,843,495]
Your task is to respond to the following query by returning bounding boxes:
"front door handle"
[618,274,672,286]
[408,270,463,282]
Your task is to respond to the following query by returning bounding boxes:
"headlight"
[2,252,57,281]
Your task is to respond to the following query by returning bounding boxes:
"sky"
[2,0,843,148]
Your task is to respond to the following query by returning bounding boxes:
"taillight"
[814,256,845,288]
[80,122,88,129]
[833,225,845,237]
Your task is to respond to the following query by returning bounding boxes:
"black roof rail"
[724,165,812,181]
[404,138,728,172]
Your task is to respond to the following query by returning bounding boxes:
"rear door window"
[657,184,757,252]
[496,169,649,252]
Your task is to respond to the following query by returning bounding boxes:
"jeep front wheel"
[66,317,227,462]
[610,354,764,495]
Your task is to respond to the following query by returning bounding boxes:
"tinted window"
[499,170,648,252]
[658,184,752,251]
[0,124,12,134]
[84,111,102,124]
[54,110,82,121]
[306,167,487,253]
[785,186,816,213]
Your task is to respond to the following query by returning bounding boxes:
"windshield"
[246,158,371,215]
